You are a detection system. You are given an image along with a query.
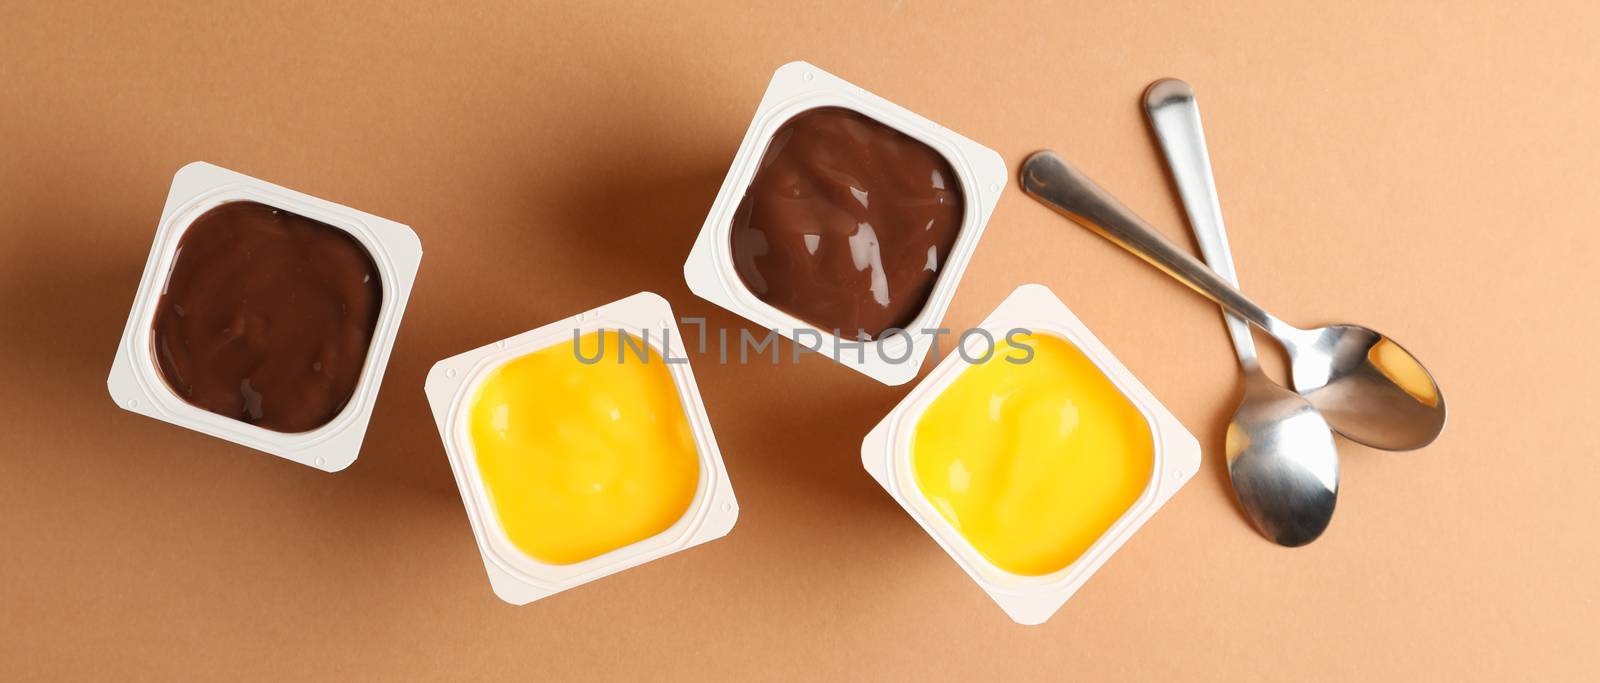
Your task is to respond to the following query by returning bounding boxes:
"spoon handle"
[1020,150,1296,341]
[1142,79,1260,369]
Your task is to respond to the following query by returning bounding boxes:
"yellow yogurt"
[911,333,1154,576]
[467,331,700,565]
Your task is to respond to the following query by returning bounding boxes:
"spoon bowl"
[1289,324,1445,450]
[1226,372,1339,546]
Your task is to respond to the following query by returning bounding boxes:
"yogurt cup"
[861,284,1200,625]
[684,61,1007,386]
[106,161,422,472]
[423,292,738,605]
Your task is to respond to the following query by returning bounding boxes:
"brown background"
[2,1,1596,680]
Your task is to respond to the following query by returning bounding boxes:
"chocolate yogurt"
[150,201,382,433]
[729,107,965,341]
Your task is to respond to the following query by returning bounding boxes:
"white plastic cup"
[107,162,422,472]
[684,61,1008,386]
[861,284,1201,624]
[423,292,739,605]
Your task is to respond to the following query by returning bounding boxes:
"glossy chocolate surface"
[730,107,965,340]
[150,201,382,433]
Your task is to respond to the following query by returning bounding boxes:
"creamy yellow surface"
[911,333,1154,576]
[468,331,700,565]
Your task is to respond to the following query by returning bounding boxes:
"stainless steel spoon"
[1019,152,1446,452]
[1144,78,1338,546]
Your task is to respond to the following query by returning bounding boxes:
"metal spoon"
[1143,78,1337,546]
[1019,152,1446,452]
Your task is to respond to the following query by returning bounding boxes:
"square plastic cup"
[684,61,1007,386]
[107,162,422,472]
[861,284,1200,624]
[423,292,739,605]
